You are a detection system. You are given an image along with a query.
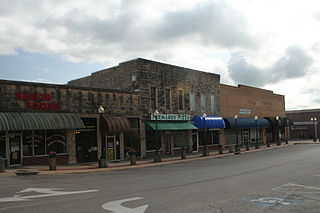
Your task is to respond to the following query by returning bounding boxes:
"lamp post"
[202,113,209,156]
[98,105,107,168]
[311,117,318,142]
[285,119,289,144]
[153,110,161,162]
[234,115,240,154]
[276,116,281,146]
[254,115,260,149]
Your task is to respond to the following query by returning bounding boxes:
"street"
[1,144,320,213]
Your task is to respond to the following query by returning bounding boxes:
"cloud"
[228,45,313,87]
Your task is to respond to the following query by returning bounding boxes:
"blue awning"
[224,118,271,129]
[192,115,226,129]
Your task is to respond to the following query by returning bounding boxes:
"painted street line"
[272,183,320,199]
[102,197,149,213]
[0,188,98,202]
[244,197,299,207]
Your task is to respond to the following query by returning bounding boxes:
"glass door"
[106,134,116,161]
[9,132,22,166]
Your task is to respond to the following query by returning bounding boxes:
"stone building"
[0,79,140,167]
[286,109,320,141]
[220,84,287,147]
[69,58,225,157]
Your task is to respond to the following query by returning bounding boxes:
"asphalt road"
[1,144,320,213]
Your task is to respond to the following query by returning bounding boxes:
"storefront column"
[262,129,267,145]
[67,130,77,164]
[139,119,146,158]
[188,130,193,153]
[120,132,125,160]
[219,130,226,148]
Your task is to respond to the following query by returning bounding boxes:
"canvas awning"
[100,116,130,132]
[145,121,197,130]
[224,118,271,129]
[0,112,85,131]
[191,115,226,129]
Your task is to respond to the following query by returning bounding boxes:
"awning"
[191,115,226,129]
[145,121,197,130]
[224,118,271,129]
[100,116,130,132]
[0,112,85,131]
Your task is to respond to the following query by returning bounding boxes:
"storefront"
[0,112,85,167]
[223,118,271,146]
[145,114,197,157]
[191,115,226,151]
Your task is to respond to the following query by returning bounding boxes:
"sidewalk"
[0,142,301,177]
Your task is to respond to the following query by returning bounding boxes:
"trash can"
[129,150,137,165]
[0,157,5,172]
[218,145,223,154]
[229,144,234,153]
[181,147,187,159]
[48,152,57,171]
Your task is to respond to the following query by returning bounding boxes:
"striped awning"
[100,116,130,132]
[0,112,85,131]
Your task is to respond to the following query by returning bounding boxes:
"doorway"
[192,130,199,152]
[106,133,120,161]
[8,132,22,166]
[76,131,98,163]
[164,135,171,155]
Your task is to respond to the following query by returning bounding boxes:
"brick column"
[67,130,77,164]
[139,118,146,158]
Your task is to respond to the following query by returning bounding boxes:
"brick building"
[69,58,225,157]
[220,84,287,147]
[286,109,320,141]
[0,80,140,167]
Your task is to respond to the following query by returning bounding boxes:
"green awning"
[0,112,85,131]
[145,121,197,130]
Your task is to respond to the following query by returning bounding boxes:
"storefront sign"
[239,108,251,115]
[16,92,59,111]
[150,114,191,121]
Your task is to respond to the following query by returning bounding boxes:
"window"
[150,87,158,109]
[0,132,6,158]
[34,131,46,155]
[178,89,184,110]
[46,130,67,154]
[210,95,215,113]
[201,94,206,112]
[189,93,195,111]
[165,88,171,109]
[23,131,33,156]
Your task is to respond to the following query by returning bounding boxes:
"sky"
[0,0,320,110]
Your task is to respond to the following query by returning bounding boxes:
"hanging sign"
[150,114,191,121]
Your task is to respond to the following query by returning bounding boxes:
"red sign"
[16,92,59,111]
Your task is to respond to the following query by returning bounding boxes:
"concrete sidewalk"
[0,142,303,177]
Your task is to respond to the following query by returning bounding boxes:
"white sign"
[102,197,149,213]
[239,109,251,115]
[0,188,98,202]
[150,114,191,121]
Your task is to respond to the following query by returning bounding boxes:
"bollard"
[218,145,223,154]
[129,150,137,165]
[48,152,57,171]
[181,147,187,159]
[202,148,209,157]
[0,157,5,172]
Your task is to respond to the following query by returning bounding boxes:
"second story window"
[178,89,184,110]
[210,95,215,113]
[150,87,158,109]
[165,88,171,109]
[201,94,206,112]
[189,93,195,112]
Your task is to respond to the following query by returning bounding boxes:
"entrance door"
[106,133,120,161]
[8,132,22,166]
[192,130,198,152]
[164,135,171,155]
[76,131,98,163]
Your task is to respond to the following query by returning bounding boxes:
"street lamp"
[234,115,240,154]
[153,110,161,162]
[98,105,107,168]
[311,117,318,142]
[254,115,260,149]
[276,116,281,146]
[202,113,209,156]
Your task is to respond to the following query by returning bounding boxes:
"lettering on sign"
[239,109,251,115]
[150,114,191,121]
[16,92,59,111]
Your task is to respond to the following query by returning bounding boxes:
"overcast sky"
[1,0,320,110]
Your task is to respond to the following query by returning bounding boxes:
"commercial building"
[286,109,320,141]
[220,84,287,147]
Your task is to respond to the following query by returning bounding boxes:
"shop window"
[34,131,46,155]
[0,131,6,158]
[23,131,33,156]
[46,130,67,154]
[178,89,184,110]
[146,130,161,151]
[199,130,219,145]
[173,131,188,148]
[165,88,171,109]
[189,93,195,112]
[150,87,158,109]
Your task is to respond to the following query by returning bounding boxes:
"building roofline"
[286,108,320,114]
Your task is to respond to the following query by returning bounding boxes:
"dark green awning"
[145,121,197,130]
[0,112,85,131]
